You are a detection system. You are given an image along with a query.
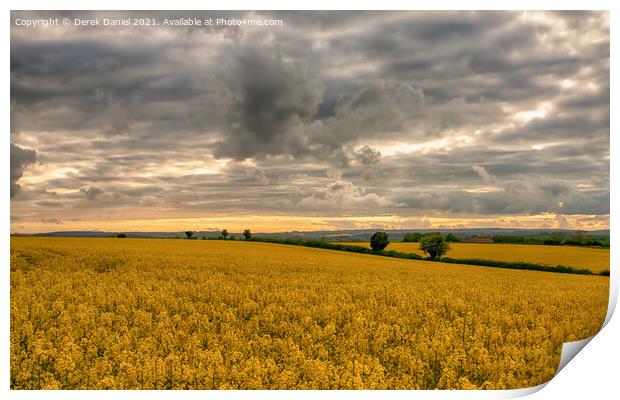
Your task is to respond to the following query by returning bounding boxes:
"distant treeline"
[491,233,609,247]
[401,231,609,248]
[244,236,607,276]
[440,258,593,275]
[403,232,460,242]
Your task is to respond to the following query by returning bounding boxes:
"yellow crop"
[342,242,609,273]
[11,237,608,390]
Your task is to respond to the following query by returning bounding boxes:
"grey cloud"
[245,168,270,185]
[291,80,430,165]
[477,181,608,215]
[558,87,610,112]
[396,180,608,216]
[355,145,382,165]
[116,186,163,197]
[213,46,323,160]
[35,200,66,208]
[495,113,609,144]
[324,80,426,142]
[11,30,226,139]
[80,186,104,201]
[40,218,62,224]
[10,143,36,198]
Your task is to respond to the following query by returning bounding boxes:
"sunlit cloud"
[514,102,551,124]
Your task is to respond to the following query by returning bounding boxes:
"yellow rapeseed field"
[10,237,609,390]
[342,242,610,273]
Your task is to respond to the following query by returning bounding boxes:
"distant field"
[341,242,610,273]
[11,238,608,389]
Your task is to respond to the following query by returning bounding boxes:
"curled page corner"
[495,336,596,399]
[556,336,594,375]
[502,382,548,398]
[504,337,597,399]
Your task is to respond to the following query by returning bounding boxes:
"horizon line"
[11,227,610,236]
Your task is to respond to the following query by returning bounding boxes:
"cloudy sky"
[10,11,609,233]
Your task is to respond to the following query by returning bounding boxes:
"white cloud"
[298,170,398,211]
[471,165,493,182]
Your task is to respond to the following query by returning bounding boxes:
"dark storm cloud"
[10,143,37,198]
[213,45,323,160]
[11,24,228,138]
[9,10,609,223]
[11,39,163,84]
[211,48,429,163]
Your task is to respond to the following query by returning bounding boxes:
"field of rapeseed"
[10,237,609,389]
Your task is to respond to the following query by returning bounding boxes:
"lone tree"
[185,231,193,239]
[370,231,389,251]
[420,235,449,260]
[243,229,252,240]
[115,233,127,238]
[221,229,229,240]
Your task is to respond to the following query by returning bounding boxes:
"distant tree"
[221,229,229,240]
[370,232,390,251]
[492,235,506,243]
[420,235,449,260]
[201,236,207,240]
[445,233,461,242]
[423,232,442,238]
[551,232,566,244]
[185,231,193,239]
[115,233,127,238]
[572,232,588,245]
[243,229,252,240]
[403,232,422,242]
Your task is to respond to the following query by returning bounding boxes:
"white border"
[1,0,618,10]
[3,1,617,399]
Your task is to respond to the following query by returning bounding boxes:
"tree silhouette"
[370,232,389,251]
